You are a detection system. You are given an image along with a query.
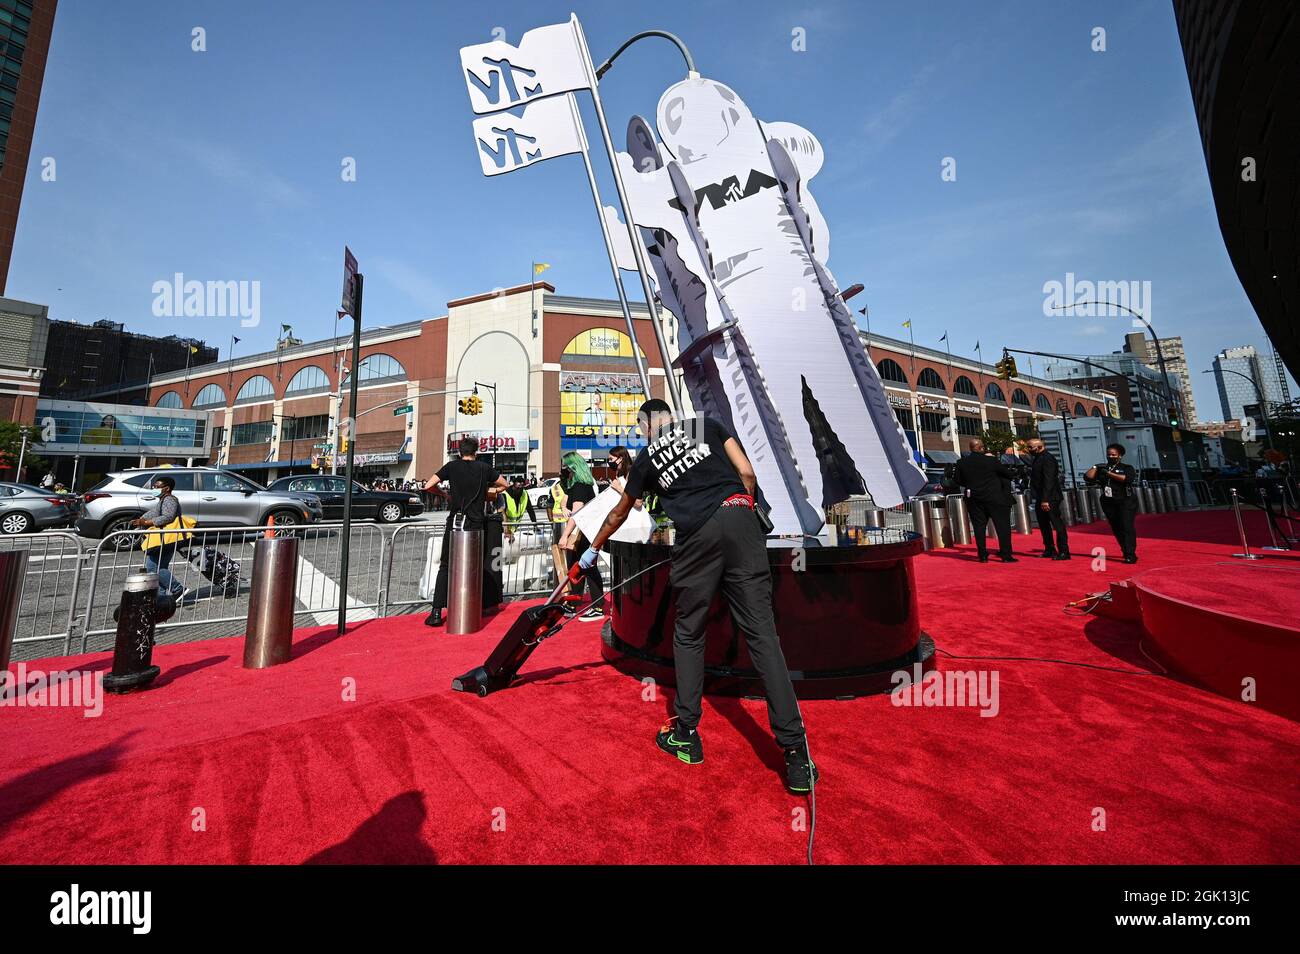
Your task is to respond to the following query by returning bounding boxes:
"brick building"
[143,282,1107,483]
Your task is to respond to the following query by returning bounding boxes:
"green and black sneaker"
[656,720,704,765]
[784,744,819,794]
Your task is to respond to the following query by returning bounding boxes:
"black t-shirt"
[437,458,500,517]
[564,480,596,508]
[1091,461,1138,503]
[623,416,746,538]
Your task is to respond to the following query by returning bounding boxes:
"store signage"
[955,402,980,415]
[917,396,949,411]
[448,429,530,454]
[887,393,911,410]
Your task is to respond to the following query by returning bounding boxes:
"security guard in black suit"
[1027,438,1070,560]
[954,438,1019,563]
[1086,443,1140,563]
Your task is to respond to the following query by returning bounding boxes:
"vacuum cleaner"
[451,564,591,697]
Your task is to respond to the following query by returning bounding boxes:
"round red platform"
[1133,562,1300,721]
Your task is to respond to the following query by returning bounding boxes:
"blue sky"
[9,0,1293,416]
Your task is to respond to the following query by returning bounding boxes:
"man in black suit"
[1027,438,1070,560]
[954,438,1018,563]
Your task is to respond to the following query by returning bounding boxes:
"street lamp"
[1202,368,1274,451]
[1051,302,1193,497]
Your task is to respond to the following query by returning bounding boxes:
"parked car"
[266,475,424,523]
[0,483,79,534]
[527,477,561,510]
[77,467,324,544]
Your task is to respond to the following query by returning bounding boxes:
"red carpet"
[3,509,1299,864]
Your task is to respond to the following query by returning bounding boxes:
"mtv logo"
[460,22,590,115]
[470,95,585,177]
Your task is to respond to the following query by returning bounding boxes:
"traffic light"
[458,397,471,415]
[1167,407,1180,428]
[995,352,1018,380]
[470,394,484,415]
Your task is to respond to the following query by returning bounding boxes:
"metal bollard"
[244,536,299,668]
[448,516,484,634]
[1088,486,1104,519]
[1060,492,1076,525]
[1230,488,1260,560]
[945,494,972,545]
[862,509,886,529]
[0,550,28,675]
[1136,486,1151,514]
[910,498,932,548]
[1011,492,1033,534]
[104,573,162,693]
[1153,485,1168,513]
[1073,487,1091,524]
[927,504,951,549]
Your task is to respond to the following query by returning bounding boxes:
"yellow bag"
[141,515,197,551]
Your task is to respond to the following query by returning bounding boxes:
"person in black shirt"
[423,436,508,627]
[953,438,1018,563]
[1027,438,1069,560]
[578,400,817,795]
[557,452,605,622]
[1087,443,1140,563]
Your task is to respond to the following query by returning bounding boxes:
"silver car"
[76,467,323,544]
[0,483,79,534]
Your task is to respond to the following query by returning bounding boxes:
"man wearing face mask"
[1086,443,1140,564]
[1027,438,1069,560]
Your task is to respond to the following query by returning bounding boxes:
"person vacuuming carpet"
[578,399,818,794]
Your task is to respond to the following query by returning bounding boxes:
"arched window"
[1075,402,1087,417]
[285,365,331,396]
[953,375,978,397]
[343,353,407,387]
[984,382,1005,402]
[876,358,908,384]
[192,384,226,409]
[917,368,946,393]
[1036,394,1052,412]
[156,391,183,408]
[1012,388,1031,407]
[1091,406,1102,417]
[235,375,275,405]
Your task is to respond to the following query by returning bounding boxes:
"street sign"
[393,404,413,416]
[342,247,359,317]
[314,442,333,451]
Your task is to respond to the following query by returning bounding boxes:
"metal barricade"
[0,550,28,672]
[76,522,388,656]
[0,532,88,660]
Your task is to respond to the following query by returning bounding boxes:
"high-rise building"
[1211,345,1290,423]
[38,318,217,406]
[0,0,57,293]
[1122,331,1198,426]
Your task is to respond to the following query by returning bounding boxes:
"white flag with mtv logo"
[472,94,586,177]
[460,20,590,115]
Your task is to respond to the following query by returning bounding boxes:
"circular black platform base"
[601,625,936,700]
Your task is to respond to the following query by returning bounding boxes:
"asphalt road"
[4,511,561,663]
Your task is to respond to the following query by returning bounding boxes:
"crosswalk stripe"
[295,553,377,626]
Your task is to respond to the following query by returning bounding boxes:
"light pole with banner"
[338,247,362,636]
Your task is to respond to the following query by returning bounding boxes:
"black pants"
[431,514,501,611]
[1035,500,1069,554]
[669,506,805,749]
[564,533,605,608]
[1102,501,1138,559]
[968,498,1013,558]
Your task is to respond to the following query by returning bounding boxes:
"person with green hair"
[557,451,604,621]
